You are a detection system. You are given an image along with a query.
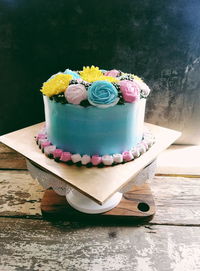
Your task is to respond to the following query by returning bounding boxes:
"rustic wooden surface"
[40,184,156,222]
[0,145,200,270]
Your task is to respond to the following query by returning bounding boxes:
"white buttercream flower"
[113,154,123,164]
[102,155,114,165]
[132,148,140,158]
[134,79,151,97]
[44,145,56,155]
[65,84,87,105]
[71,154,82,163]
[81,155,91,165]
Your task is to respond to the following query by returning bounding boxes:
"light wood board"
[156,145,200,177]
[0,122,181,204]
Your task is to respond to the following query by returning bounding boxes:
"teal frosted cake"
[36,66,154,167]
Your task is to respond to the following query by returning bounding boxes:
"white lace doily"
[26,159,156,198]
[26,159,72,196]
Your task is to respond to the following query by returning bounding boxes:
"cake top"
[40,66,151,108]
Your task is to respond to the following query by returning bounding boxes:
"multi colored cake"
[36,66,155,167]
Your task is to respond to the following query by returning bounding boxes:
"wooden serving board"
[41,183,155,223]
[0,122,181,204]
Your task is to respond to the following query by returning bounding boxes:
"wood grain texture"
[41,184,155,223]
[0,170,200,226]
[0,217,200,271]
[0,142,26,169]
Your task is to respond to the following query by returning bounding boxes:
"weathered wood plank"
[150,177,200,225]
[0,217,200,271]
[0,170,43,217]
[0,142,26,169]
[0,171,200,226]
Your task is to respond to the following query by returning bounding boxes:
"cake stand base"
[41,183,156,223]
[66,190,123,214]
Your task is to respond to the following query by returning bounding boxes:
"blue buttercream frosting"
[88,81,118,107]
[63,69,80,79]
[43,96,146,156]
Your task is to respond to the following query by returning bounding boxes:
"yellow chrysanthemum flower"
[132,74,143,82]
[80,65,119,83]
[97,75,119,83]
[80,65,103,82]
[40,74,73,97]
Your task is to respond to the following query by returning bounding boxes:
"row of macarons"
[35,130,155,167]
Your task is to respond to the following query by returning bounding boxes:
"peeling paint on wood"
[0,218,200,271]
[0,170,43,217]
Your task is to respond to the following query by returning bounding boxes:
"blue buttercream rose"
[64,69,80,79]
[88,81,119,108]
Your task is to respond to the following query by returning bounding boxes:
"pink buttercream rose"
[91,155,102,166]
[119,80,140,103]
[53,149,63,159]
[65,84,87,105]
[104,69,120,77]
[122,151,134,162]
[60,152,71,162]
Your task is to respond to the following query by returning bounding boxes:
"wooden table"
[0,143,200,271]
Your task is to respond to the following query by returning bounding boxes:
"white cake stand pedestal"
[26,159,156,214]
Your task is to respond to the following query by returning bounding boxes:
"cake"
[36,66,154,167]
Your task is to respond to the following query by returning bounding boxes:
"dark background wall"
[1,0,200,144]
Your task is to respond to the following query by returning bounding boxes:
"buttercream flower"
[119,80,140,103]
[113,154,123,164]
[64,69,81,79]
[104,69,120,77]
[36,133,47,142]
[80,66,103,82]
[122,151,133,162]
[60,152,72,162]
[102,155,114,165]
[133,78,151,97]
[81,155,91,165]
[71,154,82,163]
[53,149,63,159]
[41,74,73,97]
[88,81,119,108]
[41,141,51,150]
[44,145,56,156]
[132,148,140,158]
[79,66,119,83]
[38,137,48,146]
[91,155,102,165]
[65,84,87,105]
[137,144,146,155]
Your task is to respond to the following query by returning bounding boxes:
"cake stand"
[26,158,156,215]
[0,122,181,222]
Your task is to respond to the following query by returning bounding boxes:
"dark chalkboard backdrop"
[0,0,200,144]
